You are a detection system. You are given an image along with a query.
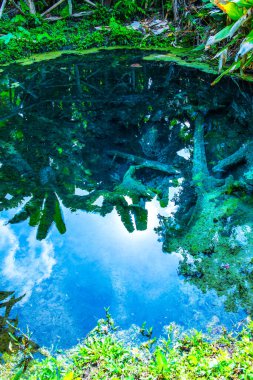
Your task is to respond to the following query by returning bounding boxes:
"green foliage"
[0,0,219,65]
[113,0,145,20]
[1,315,253,379]
[206,0,253,81]
[108,17,142,45]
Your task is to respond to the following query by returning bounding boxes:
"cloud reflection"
[0,219,56,302]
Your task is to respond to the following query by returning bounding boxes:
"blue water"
[0,50,250,349]
[0,199,241,348]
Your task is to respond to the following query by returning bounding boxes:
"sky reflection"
[0,199,243,348]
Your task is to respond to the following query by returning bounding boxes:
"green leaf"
[36,33,53,42]
[9,209,28,224]
[54,195,66,235]
[156,350,168,371]
[211,61,240,85]
[231,0,253,7]
[8,332,18,343]
[37,194,55,240]
[63,373,74,380]
[11,368,24,380]
[0,33,15,45]
[237,30,253,57]
[188,355,198,365]
[206,24,234,46]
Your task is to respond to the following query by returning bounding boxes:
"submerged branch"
[212,142,252,173]
[107,150,179,175]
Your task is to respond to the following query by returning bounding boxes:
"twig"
[11,0,25,15]
[41,0,66,16]
[71,11,94,17]
[45,16,63,21]
[27,0,36,14]
[0,0,8,19]
[83,0,97,7]
[67,0,72,15]
[42,0,96,16]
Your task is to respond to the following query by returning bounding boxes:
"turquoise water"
[0,51,252,349]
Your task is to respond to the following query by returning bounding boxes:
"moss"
[143,50,218,75]
[16,48,101,65]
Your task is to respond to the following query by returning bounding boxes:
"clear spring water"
[0,50,252,350]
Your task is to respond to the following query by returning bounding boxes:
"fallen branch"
[82,0,97,7]
[11,0,25,15]
[45,16,63,21]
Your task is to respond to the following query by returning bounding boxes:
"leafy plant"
[206,0,253,82]
[113,0,145,20]
[1,316,253,379]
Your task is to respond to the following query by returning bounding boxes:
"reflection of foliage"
[0,291,39,373]
[157,109,253,314]
[0,52,194,239]
[1,52,253,316]
[8,191,66,240]
[0,291,24,354]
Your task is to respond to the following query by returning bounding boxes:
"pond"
[0,50,253,351]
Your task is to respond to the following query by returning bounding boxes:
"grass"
[1,311,253,380]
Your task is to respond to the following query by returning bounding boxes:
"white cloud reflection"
[0,219,56,302]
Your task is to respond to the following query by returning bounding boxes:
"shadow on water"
[0,50,253,348]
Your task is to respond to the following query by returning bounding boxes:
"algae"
[143,51,218,75]
[0,46,217,78]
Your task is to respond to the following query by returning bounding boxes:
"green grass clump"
[1,311,253,380]
[0,16,170,64]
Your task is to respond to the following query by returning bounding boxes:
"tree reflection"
[0,291,24,354]
[156,91,253,314]
[1,50,253,313]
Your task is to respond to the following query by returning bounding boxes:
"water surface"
[0,50,252,349]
